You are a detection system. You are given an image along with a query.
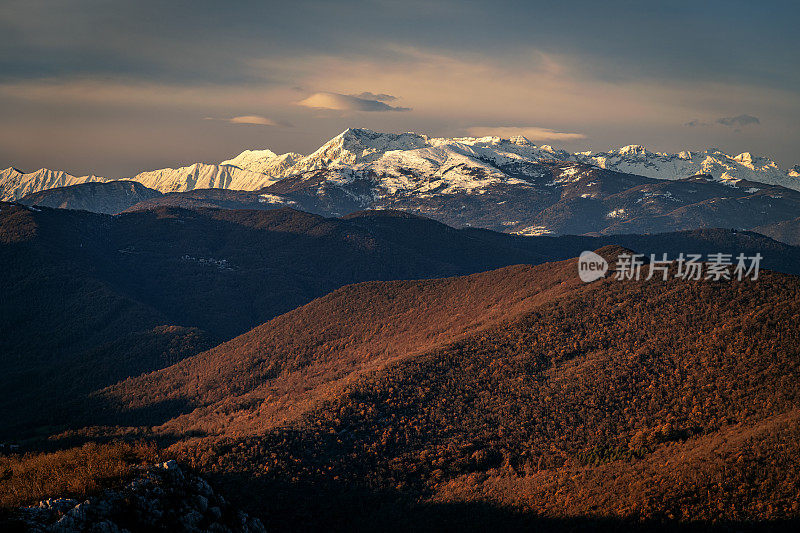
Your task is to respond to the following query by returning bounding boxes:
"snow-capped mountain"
[4,128,798,202]
[0,163,278,201]
[569,145,799,190]
[220,149,303,176]
[4,128,800,237]
[0,167,107,201]
[225,129,800,193]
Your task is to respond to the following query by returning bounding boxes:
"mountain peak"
[223,148,279,163]
[299,128,430,169]
[220,148,302,175]
[616,144,651,156]
[508,135,533,146]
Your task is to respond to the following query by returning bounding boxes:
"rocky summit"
[9,460,265,533]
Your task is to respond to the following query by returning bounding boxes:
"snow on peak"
[571,145,795,190]
[291,128,430,173]
[509,135,533,146]
[4,128,800,201]
[222,148,279,165]
[221,149,302,176]
[616,145,651,156]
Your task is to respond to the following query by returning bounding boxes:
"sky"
[1,0,798,177]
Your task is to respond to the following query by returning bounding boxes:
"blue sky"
[1,0,798,176]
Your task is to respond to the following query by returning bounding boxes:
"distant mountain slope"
[257,160,800,235]
[19,180,162,214]
[753,217,800,246]
[122,188,291,213]
[126,164,800,238]
[97,248,800,528]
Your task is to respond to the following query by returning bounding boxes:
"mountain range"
[5,129,798,202]
[6,129,800,242]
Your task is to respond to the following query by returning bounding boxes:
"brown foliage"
[100,252,800,525]
[0,441,158,509]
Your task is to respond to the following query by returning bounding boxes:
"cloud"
[202,115,291,127]
[227,115,278,126]
[352,92,397,102]
[2,42,798,173]
[298,92,410,112]
[465,126,586,142]
[716,114,760,127]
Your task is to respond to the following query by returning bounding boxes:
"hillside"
[122,188,290,213]
[19,180,162,214]
[98,257,588,433]
[4,203,800,439]
[0,204,547,438]
[0,203,217,435]
[4,202,800,530]
[754,217,800,246]
[91,247,800,530]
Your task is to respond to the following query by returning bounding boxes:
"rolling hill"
[91,247,800,530]
[4,202,799,443]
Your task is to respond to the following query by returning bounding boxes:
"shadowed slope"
[754,216,800,246]
[19,181,162,214]
[99,252,605,433]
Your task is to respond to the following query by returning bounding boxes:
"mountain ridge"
[8,129,800,240]
[4,128,798,204]
[18,180,162,214]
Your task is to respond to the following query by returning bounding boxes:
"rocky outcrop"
[9,461,265,533]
